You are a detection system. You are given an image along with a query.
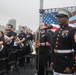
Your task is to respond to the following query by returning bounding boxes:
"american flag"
[42,7,76,31]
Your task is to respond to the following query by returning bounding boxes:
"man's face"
[7,26,12,31]
[57,17,68,25]
[26,29,30,33]
[39,23,46,30]
[20,27,24,32]
[11,28,15,32]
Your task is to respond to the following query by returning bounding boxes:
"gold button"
[55,45,58,48]
[59,31,61,33]
[57,38,59,40]
[74,64,75,66]
[62,26,64,28]
[57,35,59,37]
[65,56,67,58]
[60,28,62,30]
[56,42,58,44]
[72,67,74,69]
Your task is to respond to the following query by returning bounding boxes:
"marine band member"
[16,27,26,49]
[25,28,33,63]
[5,24,16,56]
[16,27,26,66]
[36,23,53,75]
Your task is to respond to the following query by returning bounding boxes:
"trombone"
[34,28,40,74]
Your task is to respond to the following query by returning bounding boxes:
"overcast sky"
[0,0,76,31]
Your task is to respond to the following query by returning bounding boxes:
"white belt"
[54,49,74,53]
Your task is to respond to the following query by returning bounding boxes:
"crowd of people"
[0,24,34,70]
[0,8,76,75]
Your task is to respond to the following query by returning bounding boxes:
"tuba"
[4,35,12,44]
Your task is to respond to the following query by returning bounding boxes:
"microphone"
[40,25,53,30]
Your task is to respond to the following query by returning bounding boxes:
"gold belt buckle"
[54,49,58,53]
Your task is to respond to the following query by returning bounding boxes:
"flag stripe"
[72,11,76,16]
[69,16,76,21]
[68,20,76,24]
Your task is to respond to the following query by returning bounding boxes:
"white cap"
[56,8,72,18]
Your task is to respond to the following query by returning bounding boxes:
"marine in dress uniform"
[36,23,53,75]
[52,8,76,75]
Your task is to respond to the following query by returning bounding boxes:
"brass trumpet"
[15,36,24,48]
